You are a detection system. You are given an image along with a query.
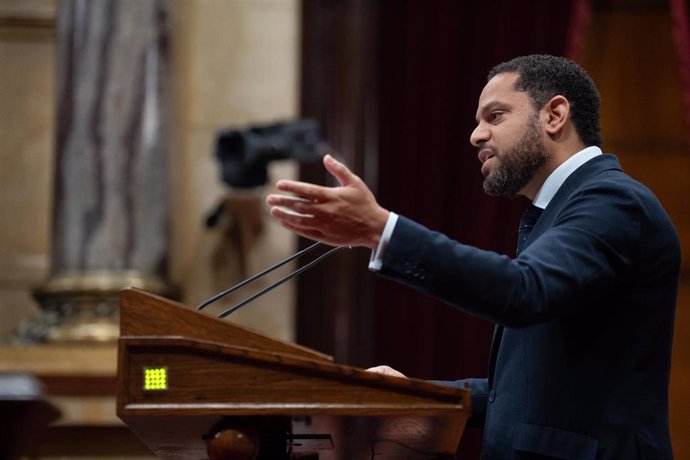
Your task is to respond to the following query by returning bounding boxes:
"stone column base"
[10,271,177,344]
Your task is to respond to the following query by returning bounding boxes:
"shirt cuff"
[369,212,399,272]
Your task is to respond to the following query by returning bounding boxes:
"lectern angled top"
[120,287,331,361]
[117,288,470,459]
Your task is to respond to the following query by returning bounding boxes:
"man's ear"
[543,95,570,135]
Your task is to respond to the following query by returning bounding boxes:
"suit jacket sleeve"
[430,378,489,428]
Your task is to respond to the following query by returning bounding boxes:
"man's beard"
[483,117,548,198]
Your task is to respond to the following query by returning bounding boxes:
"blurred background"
[0,0,687,458]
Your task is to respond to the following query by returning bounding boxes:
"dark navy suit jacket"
[378,155,680,460]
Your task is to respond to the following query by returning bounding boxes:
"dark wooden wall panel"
[581,1,690,457]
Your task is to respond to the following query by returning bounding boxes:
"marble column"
[20,0,174,343]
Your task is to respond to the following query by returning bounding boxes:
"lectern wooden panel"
[117,288,470,459]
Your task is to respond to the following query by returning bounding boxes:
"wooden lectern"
[117,288,470,459]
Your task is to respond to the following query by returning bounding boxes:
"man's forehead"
[475,72,523,116]
[479,72,520,102]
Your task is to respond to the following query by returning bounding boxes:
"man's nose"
[470,123,489,147]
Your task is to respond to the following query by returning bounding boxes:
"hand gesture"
[266,155,389,249]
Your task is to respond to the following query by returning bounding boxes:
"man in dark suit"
[266,55,680,459]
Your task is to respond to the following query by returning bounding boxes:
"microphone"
[196,242,347,318]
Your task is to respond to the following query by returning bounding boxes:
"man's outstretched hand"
[266,154,389,249]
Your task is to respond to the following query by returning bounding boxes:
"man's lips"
[478,148,496,176]
[478,148,496,164]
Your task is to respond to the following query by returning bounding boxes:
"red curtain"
[671,0,690,134]
[373,0,590,457]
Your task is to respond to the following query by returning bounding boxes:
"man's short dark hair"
[488,55,602,147]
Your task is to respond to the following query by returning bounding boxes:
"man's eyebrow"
[475,100,505,123]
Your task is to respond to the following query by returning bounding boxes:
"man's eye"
[490,112,504,122]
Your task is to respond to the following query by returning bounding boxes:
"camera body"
[216,119,329,188]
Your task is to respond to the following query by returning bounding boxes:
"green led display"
[143,367,168,391]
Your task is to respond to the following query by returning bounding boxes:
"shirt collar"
[532,146,603,209]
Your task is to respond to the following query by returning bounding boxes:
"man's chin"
[483,176,517,198]
[482,180,502,197]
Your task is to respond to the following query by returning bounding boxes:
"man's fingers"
[269,206,331,240]
[277,219,327,243]
[365,365,407,378]
[275,180,330,202]
[270,156,360,203]
[269,205,314,223]
[267,193,334,224]
[323,154,358,187]
[266,194,313,211]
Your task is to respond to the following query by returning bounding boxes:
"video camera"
[215,119,330,189]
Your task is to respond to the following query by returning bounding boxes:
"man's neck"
[520,140,587,200]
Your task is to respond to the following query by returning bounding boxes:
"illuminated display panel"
[143,367,168,391]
